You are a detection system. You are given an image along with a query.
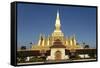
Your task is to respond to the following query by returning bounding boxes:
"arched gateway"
[48,39,66,60]
[55,50,62,60]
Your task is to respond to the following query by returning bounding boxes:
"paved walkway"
[18,59,96,65]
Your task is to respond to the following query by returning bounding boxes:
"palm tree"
[82,42,90,59]
[29,42,32,49]
[82,42,85,46]
[82,42,85,59]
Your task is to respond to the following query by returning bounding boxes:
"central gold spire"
[52,10,64,37]
[55,11,61,31]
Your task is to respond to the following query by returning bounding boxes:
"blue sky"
[17,3,97,48]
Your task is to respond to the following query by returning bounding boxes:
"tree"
[84,45,89,48]
[76,43,79,45]
[82,42,90,48]
[20,46,26,50]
